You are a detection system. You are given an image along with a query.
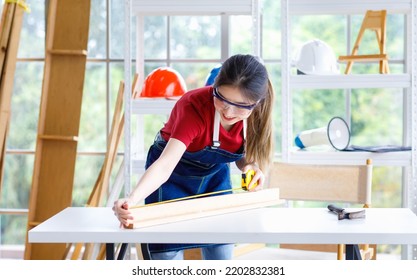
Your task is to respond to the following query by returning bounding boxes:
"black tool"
[327,204,366,220]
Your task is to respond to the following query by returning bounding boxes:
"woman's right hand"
[112,198,134,227]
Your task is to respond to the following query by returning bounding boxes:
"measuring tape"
[131,169,258,209]
[241,169,258,191]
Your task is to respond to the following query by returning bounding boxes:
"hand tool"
[327,204,366,220]
[241,169,258,191]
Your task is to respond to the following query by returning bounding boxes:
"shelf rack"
[281,0,417,259]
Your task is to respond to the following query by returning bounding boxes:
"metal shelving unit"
[281,0,417,259]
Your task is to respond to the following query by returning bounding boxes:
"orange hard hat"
[140,67,187,98]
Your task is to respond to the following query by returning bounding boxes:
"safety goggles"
[213,88,258,111]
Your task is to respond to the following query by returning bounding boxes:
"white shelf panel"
[132,98,177,115]
[288,148,411,166]
[132,160,145,174]
[290,74,411,89]
[289,0,412,15]
[133,0,253,15]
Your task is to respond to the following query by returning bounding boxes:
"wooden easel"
[339,10,389,74]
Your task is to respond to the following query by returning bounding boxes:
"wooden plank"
[0,1,25,199]
[47,49,88,56]
[0,3,15,76]
[38,134,78,141]
[127,188,282,229]
[338,54,387,62]
[0,122,8,196]
[95,81,125,205]
[280,244,338,252]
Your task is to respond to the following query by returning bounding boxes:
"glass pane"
[8,62,43,150]
[0,215,27,245]
[110,62,133,153]
[144,16,167,59]
[78,63,107,152]
[230,15,253,55]
[291,15,346,68]
[110,0,136,59]
[292,89,347,142]
[88,0,106,58]
[0,154,33,209]
[351,88,403,146]
[262,0,281,60]
[265,63,281,154]
[345,63,404,74]
[171,63,220,90]
[385,14,405,60]
[170,16,220,59]
[17,2,45,58]
[72,155,104,206]
[131,114,170,159]
[373,166,402,208]
[110,62,124,94]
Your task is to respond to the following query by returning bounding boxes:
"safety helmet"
[140,67,187,98]
[293,39,340,75]
[204,64,222,86]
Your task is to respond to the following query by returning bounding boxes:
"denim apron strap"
[212,110,246,149]
[212,111,221,148]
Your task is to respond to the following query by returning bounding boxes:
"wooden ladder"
[24,0,91,260]
[339,10,389,74]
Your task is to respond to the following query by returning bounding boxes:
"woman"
[113,54,274,260]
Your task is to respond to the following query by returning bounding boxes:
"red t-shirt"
[160,86,244,153]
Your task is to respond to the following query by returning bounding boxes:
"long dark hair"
[213,54,274,171]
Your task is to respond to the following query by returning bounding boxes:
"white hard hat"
[293,39,340,75]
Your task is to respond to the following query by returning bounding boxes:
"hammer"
[327,204,366,220]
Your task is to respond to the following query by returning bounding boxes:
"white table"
[29,207,417,260]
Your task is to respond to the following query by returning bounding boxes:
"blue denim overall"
[144,111,245,255]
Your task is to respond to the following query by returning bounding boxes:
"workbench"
[28,207,417,260]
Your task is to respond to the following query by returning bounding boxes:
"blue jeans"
[150,244,234,260]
